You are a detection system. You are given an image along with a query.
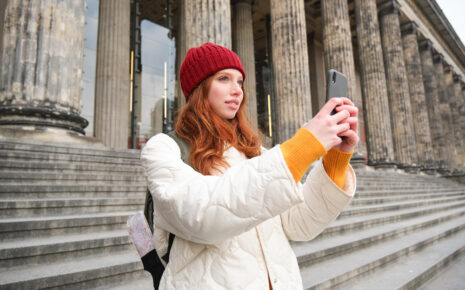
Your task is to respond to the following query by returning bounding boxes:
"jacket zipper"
[255,227,273,290]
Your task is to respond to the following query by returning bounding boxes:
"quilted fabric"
[140,133,356,290]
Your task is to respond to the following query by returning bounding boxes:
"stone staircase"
[0,137,464,289]
[297,170,465,290]
[0,137,152,289]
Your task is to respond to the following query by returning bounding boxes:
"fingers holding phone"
[325,70,359,152]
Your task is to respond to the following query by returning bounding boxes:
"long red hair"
[175,76,262,175]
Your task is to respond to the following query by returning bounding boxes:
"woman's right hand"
[301,97,350,151]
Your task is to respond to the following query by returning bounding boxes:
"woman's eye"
[219,76,228,81]
[238,81,244,87]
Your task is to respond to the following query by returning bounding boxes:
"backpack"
[143,131,191,289]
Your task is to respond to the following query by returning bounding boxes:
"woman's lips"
[225,100,239,110]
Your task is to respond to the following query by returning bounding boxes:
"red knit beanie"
[180,42,246,101]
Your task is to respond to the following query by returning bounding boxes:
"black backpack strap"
[161,233,175,264]
[143,188,154,233]
[141,249,165,289]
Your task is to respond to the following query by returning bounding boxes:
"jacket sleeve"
[140,133,305,245]
[280,160,356,241]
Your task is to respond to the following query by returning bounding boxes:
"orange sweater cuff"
[323,148,353,189]
[280,128,327,183]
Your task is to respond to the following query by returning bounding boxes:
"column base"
[0,106,88,135]
[368,159,397,170]
[397,163,421,174]
[420,166,440,175]
[438,167,451,176]
[350,153,367,169]
[0,126,102,146]
[444,171,465,184]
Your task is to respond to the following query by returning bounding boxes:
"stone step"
[0,137,140,159]
[339,195,465,219]
[416,250,465,290]
[357,179,462,186]
[0,197,145,218]
[0,181,147,196]
[0,149,141,167]
[355,174,448,181]
[293,207,465,267]
[356,183,463,191]
[355,176,459,186]
[319,200,465,239]
[98,274,154,290]
[299,214,465,289]
[0,183,146,199]
[0,230,132,268]
[354,170,444,177]
[354,188,465,197]
[0,249,145,290]
[0,212,135,240]
[0,160,144,174]
[351,192,465,206]
[0,171,146,184]
[334,229,465,290]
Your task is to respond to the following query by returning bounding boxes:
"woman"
[141,42,358,289]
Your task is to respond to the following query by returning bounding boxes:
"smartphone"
[325,69,348,115]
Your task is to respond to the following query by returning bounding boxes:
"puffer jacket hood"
[141,133,356,289]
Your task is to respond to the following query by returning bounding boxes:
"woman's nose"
[231,82,243,96]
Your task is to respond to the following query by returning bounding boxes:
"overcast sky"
[435,0,465,46]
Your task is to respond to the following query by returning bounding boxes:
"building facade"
[0,0,464,177]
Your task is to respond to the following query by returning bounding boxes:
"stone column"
[270,0,312,142]
[461,82,465,166]
[378,0,418,170]
[418,40,447,170]
[322,0,366,162]
[307,33,326,117]
[401,22,435,170]
[94,0,130,149]
[175,0,232,109]
[354,0,395,168]
[232,0,258,126]
[434,54,455,172]
[453,75,465,170]
[444,66,460,171]
[0,0,7,58]
[0,0,88,134]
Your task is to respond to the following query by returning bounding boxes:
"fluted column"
[270,0,312,142]
[378,0,418,170]
[444,66,460,171]
[461,82,465,164]
[434,54,455,171]
[94,0,130,149]
[419,40,447,170]
[0,0,88,133]
[354,0,395,168]
[176,0,232,108]
[322,0,366,161]
[401,22,434,170]
[453,75,465,170]
[232,0,258,126]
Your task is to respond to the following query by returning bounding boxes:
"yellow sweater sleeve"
[322,148,353,189]
[280,128,327,183]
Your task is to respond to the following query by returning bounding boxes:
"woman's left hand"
[333,97,359,153]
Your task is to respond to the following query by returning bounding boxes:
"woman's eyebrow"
[220,71,243,80]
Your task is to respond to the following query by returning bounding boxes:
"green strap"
[144,131,191,233]
[166,131,191,165]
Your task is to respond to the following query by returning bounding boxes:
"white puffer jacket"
[141,133,356,290]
